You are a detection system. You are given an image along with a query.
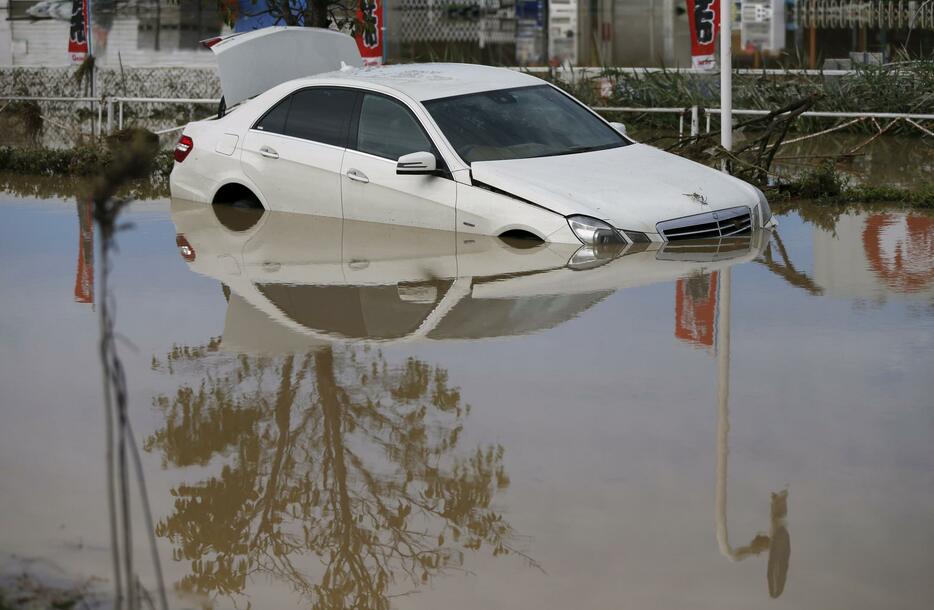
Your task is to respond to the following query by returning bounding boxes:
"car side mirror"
[396,151,437,175]
[610,121,627,136]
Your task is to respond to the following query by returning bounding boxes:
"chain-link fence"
[397,0,517,44]
[797,0,934,29]
[0,66,221,99]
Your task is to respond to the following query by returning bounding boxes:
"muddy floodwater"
[1,190,932,610]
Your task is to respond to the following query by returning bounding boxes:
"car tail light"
[174,135,193,163]
[176,235,195,262]
[200,36,223,49]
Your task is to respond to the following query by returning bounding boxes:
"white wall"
[6,12,223,67]
[0,1,12,65]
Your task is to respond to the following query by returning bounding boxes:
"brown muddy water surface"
[1,191,933,610]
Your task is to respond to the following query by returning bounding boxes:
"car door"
[340,92,456,231]
[241,87,358,217]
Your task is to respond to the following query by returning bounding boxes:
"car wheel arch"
[494,224,548,242]
[212,181,266,209]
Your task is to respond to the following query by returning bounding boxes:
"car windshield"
[423,85,628,164]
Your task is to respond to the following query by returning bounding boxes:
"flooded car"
[170,27,774,245]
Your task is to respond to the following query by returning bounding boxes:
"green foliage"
[0,142,173,180]
[0,145,107,176]
[846,181,934,207]
[4,101,44,144]
[773,162,934,207]
[218,0,360,30]
[545,60,934,133]
[71,55,95,90]
[0,576,93,610]
[781,162,849,198]
[0,171,169,201]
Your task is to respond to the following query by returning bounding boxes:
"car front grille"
[656,206,752,241]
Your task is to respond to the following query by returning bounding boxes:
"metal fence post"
[691,105,700,136]
[107,99,113,134]
[118,100,123,130]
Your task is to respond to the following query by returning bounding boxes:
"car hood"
[469,143,759,234]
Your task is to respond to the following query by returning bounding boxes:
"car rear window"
[254,97,291,134]
[283,88,357,147]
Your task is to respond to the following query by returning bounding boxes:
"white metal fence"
[592,105,934,142]
[0,95,219,138]
[2,95,932,142]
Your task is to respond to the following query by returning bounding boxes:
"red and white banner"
[68,0,90,63]
[355,0,383,66]
[686,0,719,70]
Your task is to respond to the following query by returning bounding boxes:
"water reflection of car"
[170,27,774,248]
[172,198,770,352]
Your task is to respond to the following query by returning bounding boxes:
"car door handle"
[346,168,369,183]
[259,145,279,159]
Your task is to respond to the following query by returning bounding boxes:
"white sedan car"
[170,27,773,247]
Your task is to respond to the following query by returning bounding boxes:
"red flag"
[686,0,719,70]
[355,0,383,66]
[68,0,90,63]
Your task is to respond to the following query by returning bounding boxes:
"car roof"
[292,63,545,102]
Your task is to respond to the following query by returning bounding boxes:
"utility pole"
[88,0,95,97]
[720,0,732,152]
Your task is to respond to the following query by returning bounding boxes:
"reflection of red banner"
[862,214,934,294]
[68,0,90,63]
[675,272,719,348]
[75,199,94,304]
[355,0,383,66]
[685,0,719,70]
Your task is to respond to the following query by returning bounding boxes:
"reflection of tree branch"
[756,231,824,296]
[148,343,535,608]
[251,355,296,548]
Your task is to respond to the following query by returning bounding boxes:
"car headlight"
[755,187,772,225]
[567,215,625,246]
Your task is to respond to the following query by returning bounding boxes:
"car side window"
[355,94,433,160]
[254,96,291,134]
[281,88,357,146]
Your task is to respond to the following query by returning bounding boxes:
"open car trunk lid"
[209,26,362,107]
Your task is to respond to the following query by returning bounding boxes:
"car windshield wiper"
[535,145,604,158]
[563,145,600,154]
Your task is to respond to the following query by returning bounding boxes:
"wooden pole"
[809,26,816,69]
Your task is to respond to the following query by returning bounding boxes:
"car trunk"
[210,26,362,106]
